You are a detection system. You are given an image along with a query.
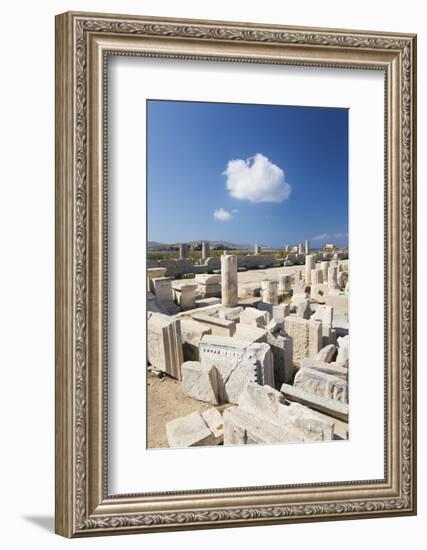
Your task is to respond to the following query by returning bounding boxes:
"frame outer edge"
[55,12,76,538]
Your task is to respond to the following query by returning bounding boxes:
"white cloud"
[312,233,331,241]
[223,153,291,203]
[213,208,233,221]
[312,232,348,241]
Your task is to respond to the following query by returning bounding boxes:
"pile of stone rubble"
[147,253,349,448]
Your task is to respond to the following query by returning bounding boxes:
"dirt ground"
[147,371,229,448]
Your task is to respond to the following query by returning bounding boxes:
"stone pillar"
[278,274,292,293]
[320,261,329,283]
[305,240,310,255]
[305,254,316,284]
[179,243,188,259]
[284,245,289,253]
[254,243,261,255]
[201,241,210,261]
[328,266,338,289]
[221,254,238,307]
[261,280,279,305]
[311,269,323,285]
[298,243,304,254]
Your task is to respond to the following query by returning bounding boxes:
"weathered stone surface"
[320,261,329,282]
[223,406,286,445]
[234,323,267,343]
[201,407,224,440]
[218,306,243,322]
[337,270,348,290]
[305,254,316,284]
[197,283,222,298]
[239,283,261,298]
[201,241,210,260]
[261,280,278,305]
[224,392,334,445]
[316,344,336,363]
[272,304,290,323]
[294,367,348,403]
[240,307,268,328]
[151,277,175,307]
[195,297,221,308]
[336,334,350,366]
[238,382,285,424]
[266,331,294,385]
[284,317,322,363]
[181,361,219,404]
[300,358,348,380]
[173,282,198,309]
[311,269,324,285]
[147,291,169,315]
[195,273,221,285]
[266,319,282,332]
[191,312,236,337]
[221,254,238,307]
[279,402,335,441]
[199,335,274,403]
[328,266,338,289]
[147,267,167,290]
[281,383,349,422]
[278,274,292,293]
[296,299,312,319]
[147,312,183,379]
[166,411,218,447]
[179,243,189,260]
[180,318,212,361]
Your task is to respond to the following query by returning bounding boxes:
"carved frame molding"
[55,11,416,537]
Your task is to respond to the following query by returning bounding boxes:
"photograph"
[146,99,350,449]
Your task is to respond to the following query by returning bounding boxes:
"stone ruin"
[147,250,350,448]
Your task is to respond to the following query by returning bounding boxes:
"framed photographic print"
[55,11,417,537]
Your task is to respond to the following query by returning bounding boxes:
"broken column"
[221,254,238,307]
[147,312,184,379]
[179,243,188,259]
[328,266,338,289]
[305,254,316,285]
[254,243,261,255]
[278,274,292,294]
[298,243,304,254]
[321,261,330,283]
[305,239,310,254]
[201,241,210,261]
[311,268,324,285]
[261,280,278,305]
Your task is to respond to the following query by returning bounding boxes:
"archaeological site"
[147,242,349,449]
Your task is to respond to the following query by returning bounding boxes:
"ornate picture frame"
[55,11,417,537]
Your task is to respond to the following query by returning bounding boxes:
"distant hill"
[148,240,270,250]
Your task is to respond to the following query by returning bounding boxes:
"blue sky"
[147,100,348,248]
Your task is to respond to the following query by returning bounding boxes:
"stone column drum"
[179,243,188,259]
[261,280,278,305]
[278,274,292,293]
[305,254,316,285]
[201,241,210,260]
[221,254,238,307]
[328,266,338,289]
[321,261,329,283]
